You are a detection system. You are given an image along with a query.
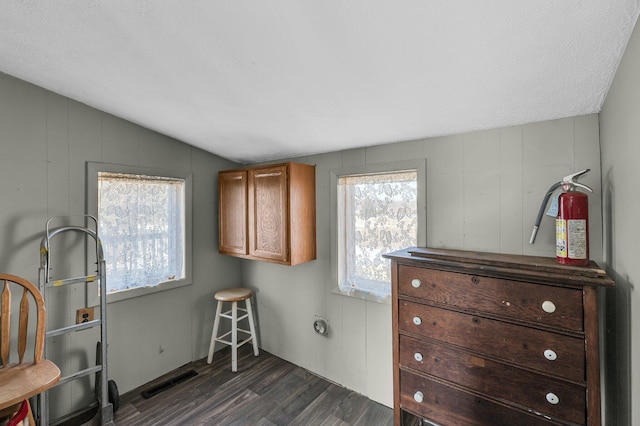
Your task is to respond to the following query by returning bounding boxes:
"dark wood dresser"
[384,247,614,426]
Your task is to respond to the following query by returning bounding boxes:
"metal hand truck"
[37,215,116,425]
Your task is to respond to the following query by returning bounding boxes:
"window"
[333,161,424,302]
[87,163,192,302]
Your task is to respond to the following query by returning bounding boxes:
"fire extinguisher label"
[567,219,588,259]
[556,219,567,258]
[556,219,588,260]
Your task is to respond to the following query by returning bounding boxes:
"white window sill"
[331,286,391,305]
[104,279,191,304]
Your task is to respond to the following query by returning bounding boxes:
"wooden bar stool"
[207,287,259,372]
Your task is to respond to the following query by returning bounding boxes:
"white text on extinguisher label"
[567,219,587,259]
[556,219,567,258]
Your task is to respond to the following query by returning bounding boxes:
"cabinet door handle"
[414,352,423,362]
[413,316,422,326]
[544,349,557,361]
[546,392,560,405]
[541,300,556,313]
[414,391,424,403]
[411,278,421,288]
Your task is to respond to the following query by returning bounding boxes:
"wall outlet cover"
[76,307,95,324]
[313,318,329,336]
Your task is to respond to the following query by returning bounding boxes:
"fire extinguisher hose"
[529,181,562,244]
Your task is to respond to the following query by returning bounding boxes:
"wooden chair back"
[0,273,60,413]
[0,274,46,367]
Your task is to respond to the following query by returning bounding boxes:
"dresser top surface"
[385,247,615,288]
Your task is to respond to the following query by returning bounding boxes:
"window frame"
[87,162,193,304]
[330,159,426,304]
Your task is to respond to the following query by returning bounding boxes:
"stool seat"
[215,287,252,302]
[207,287,259,372]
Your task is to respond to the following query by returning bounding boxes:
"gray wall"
[1,63,615,418]
[600,13,640,426]
[242,115,603,407]
[0,71,241,418]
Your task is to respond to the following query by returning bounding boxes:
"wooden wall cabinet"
[385,247,614,426]
[218,162,316,266]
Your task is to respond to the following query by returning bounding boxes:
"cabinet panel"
[249,165,288,262]
[287,162,316,265]
[399,300,585,382]
[399,265,584,331]
[218,170,247,255]
[400,335,585,424]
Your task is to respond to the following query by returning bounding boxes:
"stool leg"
[231,301,238,372]
[245,298,259,356]
[207,300,223,364]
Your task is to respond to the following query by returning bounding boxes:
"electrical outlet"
[76,307,94,324]
[313,315,329,336]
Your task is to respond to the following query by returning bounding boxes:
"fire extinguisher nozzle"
[529,226,539,244]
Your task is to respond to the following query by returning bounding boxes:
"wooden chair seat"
[0,360,61,408]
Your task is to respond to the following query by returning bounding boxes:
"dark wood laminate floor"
[114,346,393,425]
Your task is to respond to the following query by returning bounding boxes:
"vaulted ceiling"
[1,2,639,163]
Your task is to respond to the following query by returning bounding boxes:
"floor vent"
[141,370,198,399]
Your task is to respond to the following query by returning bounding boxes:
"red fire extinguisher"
[529,169,592,266]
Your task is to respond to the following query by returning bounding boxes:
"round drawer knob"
[411,279,421,288]
[414,352,423,362]
[413,316,422,326]
[544,349,558,361]
[542,300,557,313]
[546,392,560,405]
[414,391,424,403]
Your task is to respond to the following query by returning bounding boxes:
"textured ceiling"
[1,1,639,164]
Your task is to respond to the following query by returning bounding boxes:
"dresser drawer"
[400,335,585,425]
[399,301,585,382]
[399,266,584,332]
[400,370,555,426]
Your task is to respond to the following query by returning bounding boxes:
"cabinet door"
[218,170,248,255]
[249,165,288,262]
